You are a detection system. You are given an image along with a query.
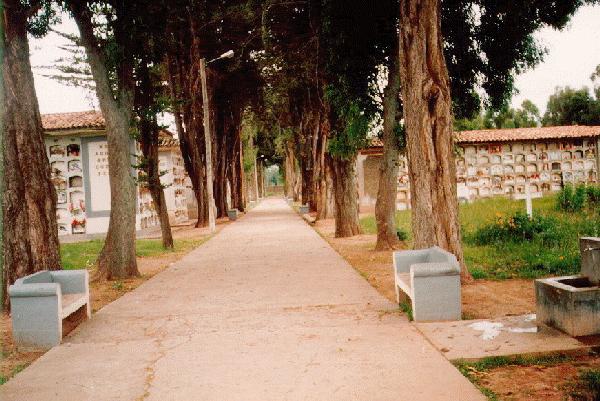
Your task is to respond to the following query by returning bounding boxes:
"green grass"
[360,194,600,280]
[0,364,27,386]
[60,238,206,270]
[399,301,413,321]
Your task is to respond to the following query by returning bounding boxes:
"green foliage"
[0,364,27,386]
[469,212,562,247]
[396,228,408,242]
[27,2,58,38]
[327,95,370,159]
[455,100,540,131]
[393,123,406,151]
[398,301,413,321]
[557,184,600,212]
[60,238,206,270]
[571,369,600,401]
[542,86,600,126]
[360,195,600,280]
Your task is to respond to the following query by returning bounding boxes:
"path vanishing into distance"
[1,198,485,401]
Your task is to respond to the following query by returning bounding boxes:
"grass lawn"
[360,194,600,280]
[60,238,206,270]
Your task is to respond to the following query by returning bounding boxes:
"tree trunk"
[70,1,139,279]
[0,0,4,307]
[375,42,401,251]
[165,42,207,228]
[2,2,61,307]
[136,61,174,250]
[331,156,362,237]
[398,0,471,281]
[149,178,174,250]
[233,132,245,211]
[314,116,334,220]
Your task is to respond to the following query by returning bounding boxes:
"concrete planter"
[535,237,600,336]
[227,209,239,221]
[535,276,600,336]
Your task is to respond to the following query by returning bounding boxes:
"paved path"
[1,199,485,401]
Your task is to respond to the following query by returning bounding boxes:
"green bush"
[570,369,600,401]
[557,184,600,212]
[587,185,600,205]
[396,228,408,241]
[470,212,562,247]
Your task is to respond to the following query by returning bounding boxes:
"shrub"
[557,184,600,212]
[470,212,563,247]
[587,185,600,205]
[569,369,600,401]
[396,228,408,241]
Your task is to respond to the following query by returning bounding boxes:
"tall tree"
[322,0,397,237]
[455,100,541,131]
[375,41,402,250]
[398,0,468,279]
[135,61,174,249]
[68,0,139,279]
[542,86,600,126]
[2,0,62,306]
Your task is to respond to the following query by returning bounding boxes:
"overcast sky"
[30,4,600,116]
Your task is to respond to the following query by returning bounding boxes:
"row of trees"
[1,0,592,307]
[457,65,600,130]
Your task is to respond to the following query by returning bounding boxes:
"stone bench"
[227,209,239,221]
[393,246,461,322]
[8,270,91,349]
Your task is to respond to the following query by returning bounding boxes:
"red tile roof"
[42,110,105,131]
[455,125,600,143]
[365,125,600,150]
[158,137,179,149]
[42,111,176,147]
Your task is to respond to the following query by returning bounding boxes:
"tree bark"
[70,1,139,279]
[165,53,208,228]
[398,0,471,281]
[136,61,174,250]
[375,42,401,251]
[2,1,61,307]
[331,156,362,237]
[313,116,334,220]
[0,0,4,307]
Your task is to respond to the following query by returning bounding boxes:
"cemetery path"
[0,198,485,401]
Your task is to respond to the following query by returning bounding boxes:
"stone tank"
[536,237,600,337]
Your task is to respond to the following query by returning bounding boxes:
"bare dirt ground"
[312,218,535,320]
[474,354,600,401]
[0,218,229,384]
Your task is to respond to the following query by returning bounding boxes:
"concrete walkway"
[1,199,485,401]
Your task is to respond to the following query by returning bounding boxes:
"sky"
[510,4,600,113]
[30,4,600,116]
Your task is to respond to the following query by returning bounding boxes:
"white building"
[357,126,600,210]
[43,110,190,235]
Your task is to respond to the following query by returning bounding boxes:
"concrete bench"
[8,270,91,349]
[393,246,461,321]
[227,209,239,221]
